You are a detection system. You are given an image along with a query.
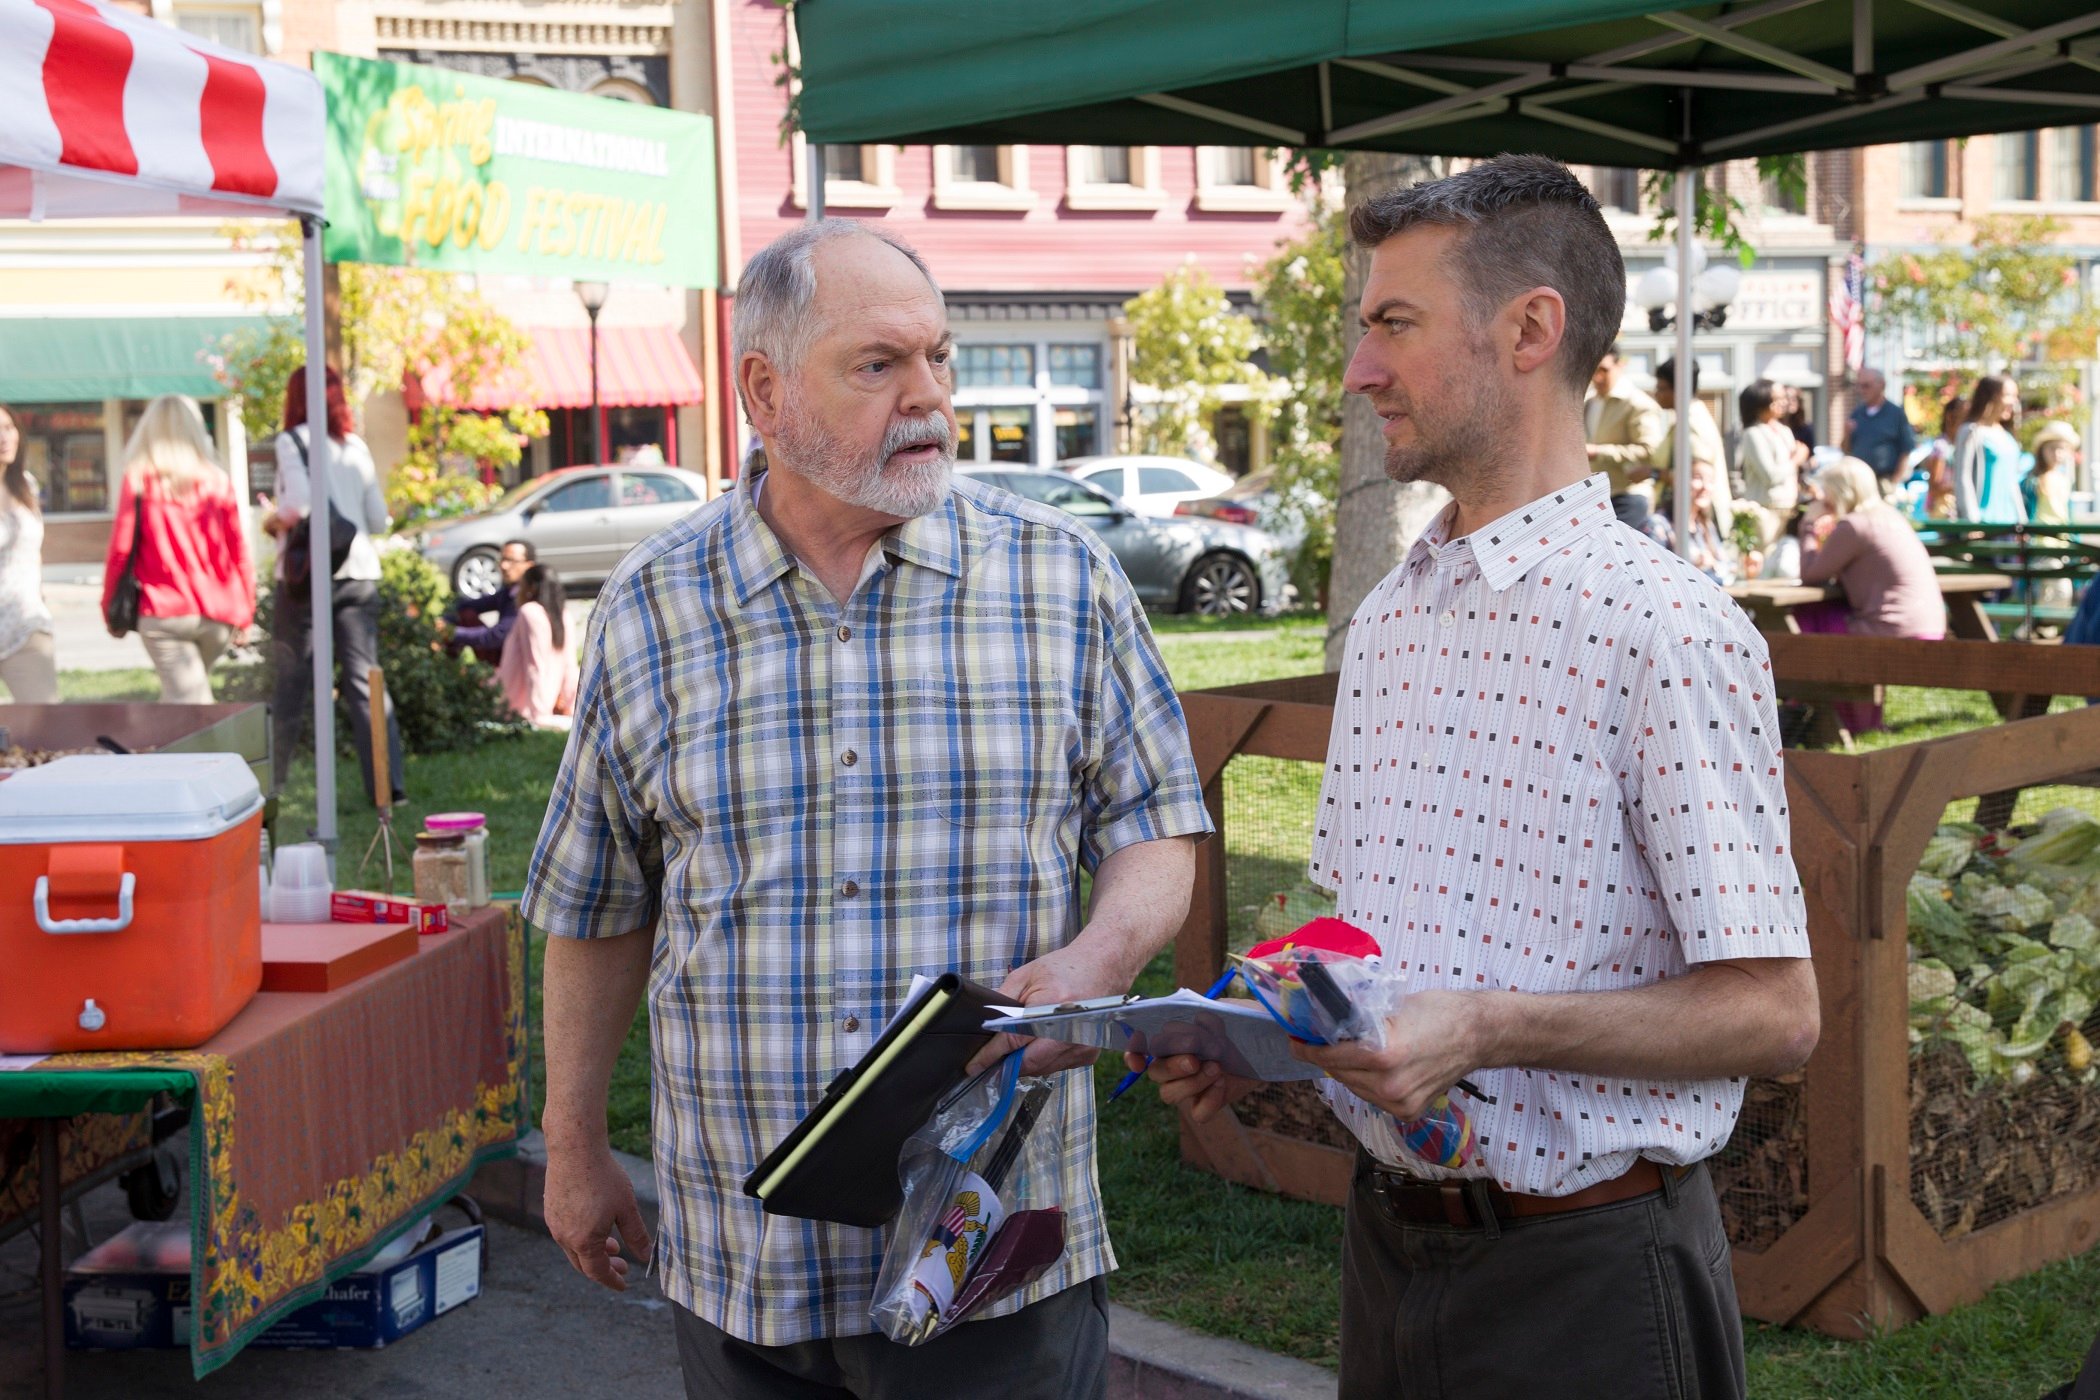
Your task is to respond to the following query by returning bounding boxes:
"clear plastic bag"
[1233,940,1407,1051]
[870,1053,1065,1345]
[1320,1078,1478,1170]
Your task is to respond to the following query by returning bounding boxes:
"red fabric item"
[101,473,257,629]
[1245,918,1381,961]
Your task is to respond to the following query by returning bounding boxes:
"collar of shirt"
[1399,472,1616,593]
[724,468,966,606]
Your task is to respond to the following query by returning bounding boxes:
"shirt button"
[842,749,858,767]
[837,625,852,642]
[1439,609,1456,627]
[843,1015,861,1032]
[841,879,860,898]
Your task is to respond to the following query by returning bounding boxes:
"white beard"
[775,402,957,519]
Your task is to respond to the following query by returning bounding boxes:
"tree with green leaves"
[1868,215,2100,441]
[210,223,547,526]
[1251,208,1348,602]
[1123,259,1280,463]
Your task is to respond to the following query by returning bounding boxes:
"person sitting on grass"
[448,539,535,666]
[497,563,578,729]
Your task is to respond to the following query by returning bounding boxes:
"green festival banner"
[316,52,717,288]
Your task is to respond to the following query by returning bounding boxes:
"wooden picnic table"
[1725,569,2013,640]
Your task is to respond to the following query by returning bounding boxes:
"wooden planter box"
[1173,634,2100,1337]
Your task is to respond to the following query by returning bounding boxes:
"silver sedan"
[408,465,709,599]
[961,467,1292,616]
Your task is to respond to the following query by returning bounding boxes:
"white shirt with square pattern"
[1311,472,1811,1196]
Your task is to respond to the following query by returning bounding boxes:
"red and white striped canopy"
[0,0,322,220]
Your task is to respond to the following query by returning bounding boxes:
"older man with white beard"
[524,220,1209,1400]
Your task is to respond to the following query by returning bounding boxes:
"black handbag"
[282,430,360,602]
[103,489,146,636]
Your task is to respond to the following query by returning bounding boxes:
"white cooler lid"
[0,753,263,843]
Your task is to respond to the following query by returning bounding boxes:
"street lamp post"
[576,280,610,464]
[1630,200,1740,559]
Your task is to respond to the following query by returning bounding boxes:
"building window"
[1997,131,2039,202]
[11,402,112,515]
[1761,168,1807,216]
[822,145,865,182]
[1072,147,1130,185]
[957,343,1036,389]
[931,144,1035,211]
[1055,405,1100,459]
[1064,146,1166,211]
[1590,167,1641,213]
[2050,125,2097,202]
[986,406,1034,463]
[1048,343,1102,389]
[948,145,1001,184]
[790,138,900,210]
[1194,147,1293,213]
[174,6,261,53]
[1901,141,1951,200]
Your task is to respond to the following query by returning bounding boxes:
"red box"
[332,889,449,935]
[262,922,417,992]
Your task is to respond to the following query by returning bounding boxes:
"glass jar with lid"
[413,831,471,913]
[424,812,489,907]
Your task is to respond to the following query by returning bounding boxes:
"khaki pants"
[0,629,56,703]
[139,614,235,703]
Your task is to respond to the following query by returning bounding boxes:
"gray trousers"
[1341,1160,1745,1400]
[271,578,405,806]
[673,1277,1108,1400]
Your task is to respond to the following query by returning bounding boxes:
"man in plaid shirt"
[524,220,1210,1400]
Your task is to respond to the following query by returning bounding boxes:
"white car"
[1060,455,1238,519]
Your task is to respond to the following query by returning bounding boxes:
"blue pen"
[1106,967,1239,1103]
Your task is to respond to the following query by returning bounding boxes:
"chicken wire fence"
[1904,786,2100,1242]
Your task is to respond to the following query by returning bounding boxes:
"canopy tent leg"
[301,214,338,865]
[1673,165,1696,561]
[805,140,825,222]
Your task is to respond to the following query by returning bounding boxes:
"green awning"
[0,316,268,403]
[798,1,2100,168]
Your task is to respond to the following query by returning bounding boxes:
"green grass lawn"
[53,614,2100,1385]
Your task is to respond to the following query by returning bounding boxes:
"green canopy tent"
[796,0,2100,548]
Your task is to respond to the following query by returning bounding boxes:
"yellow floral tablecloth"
[0,906,525,1377]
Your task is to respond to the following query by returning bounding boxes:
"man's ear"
[739,352,785,435]
[1509,286,1568,378]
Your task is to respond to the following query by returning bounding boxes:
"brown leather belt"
[1367,1158,1687,1228]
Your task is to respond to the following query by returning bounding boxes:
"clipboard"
[984,989,1324,1082]
[743,972,1004,1228]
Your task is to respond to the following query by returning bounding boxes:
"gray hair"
[731,220,943,402]
[1348,154,1624,395]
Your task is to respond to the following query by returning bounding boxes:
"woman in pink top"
[1799,456,1943,733]
[498,564,578,729]
[101,395,257,702]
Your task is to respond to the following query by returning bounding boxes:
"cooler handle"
[34,873,137,935]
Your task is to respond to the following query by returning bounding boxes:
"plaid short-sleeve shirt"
[523,472,1210,1345]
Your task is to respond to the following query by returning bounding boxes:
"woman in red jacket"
[101,395,256,702]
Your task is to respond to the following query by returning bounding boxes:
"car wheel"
[453,546,504,601]
[1179,552,1260,617]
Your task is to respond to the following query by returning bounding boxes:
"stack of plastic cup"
[269,842,332,923]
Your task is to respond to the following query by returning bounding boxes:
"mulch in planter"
[1908,1043,2100,1240]
[1708,1074,1809,1253]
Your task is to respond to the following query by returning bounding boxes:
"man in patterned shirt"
[1138,156,1820,1399]
[526,220,1209,1399]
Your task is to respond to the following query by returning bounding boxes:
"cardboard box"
[261,922,418,993]
[331,889,449,935]
[65,1220,484,1351]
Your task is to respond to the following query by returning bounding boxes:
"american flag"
[1829,246,1866,374]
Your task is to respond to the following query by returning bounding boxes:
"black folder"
[742,973,1003,1228]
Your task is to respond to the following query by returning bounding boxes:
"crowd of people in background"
[0,373,582,742]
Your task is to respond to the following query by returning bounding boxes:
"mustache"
[882,412,955,459]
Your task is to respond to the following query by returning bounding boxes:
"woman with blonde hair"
[101,394,256,702]
[0,403,57,702]
[1799,457,1943,731]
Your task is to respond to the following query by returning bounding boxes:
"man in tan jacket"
[1585,344,1665,525]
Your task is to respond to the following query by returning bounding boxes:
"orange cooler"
[0,753,264,1053]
